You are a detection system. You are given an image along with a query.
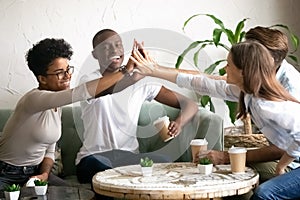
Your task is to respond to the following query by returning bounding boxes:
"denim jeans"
[0,160,39,198]
[0,161,39,188]
[252,167,300,200]
[76,149,171,184]
[76,150,171,200]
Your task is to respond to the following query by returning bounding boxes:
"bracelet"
[119,65,130,76]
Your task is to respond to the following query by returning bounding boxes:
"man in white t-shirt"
[75,29,199,187]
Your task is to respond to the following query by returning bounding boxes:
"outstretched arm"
[130,46,226,82]
[85,70,130,97]
[204,143,284,165]
[130,49,179,83]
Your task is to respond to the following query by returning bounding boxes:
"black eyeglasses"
[46,66,74,80]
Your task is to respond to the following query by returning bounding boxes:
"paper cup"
[228,146,247,174]
[190,139,208,162]
[153,116,173,142]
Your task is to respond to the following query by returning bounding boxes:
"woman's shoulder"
[254,97,300,115]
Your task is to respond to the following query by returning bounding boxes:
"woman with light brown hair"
[131,41,300,199]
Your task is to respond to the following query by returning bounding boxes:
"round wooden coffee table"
[93,162,259,200]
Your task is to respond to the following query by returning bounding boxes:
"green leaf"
[225,101,238,124]
[234,18,248,42]
[200,95,210,107]
[290,33,299,53]
[239,31,246,42]
[216,42,231,51]
[204,59,226,74]
[212,28,223,45]
[182,14,203,31]
[288,54,298,64]
[224,29,235,44]
[193,43,213,67]
[193,49,200,67]
[175,41,201,68]
[205,14,225,30]
[176,40,216,68]
[208,98,215,112]
[219,67,226,75]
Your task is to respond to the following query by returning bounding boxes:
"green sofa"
[0,102,223,187]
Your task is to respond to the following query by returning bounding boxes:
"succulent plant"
[198,157,212,165]
[34,179,48,186]
[140,157,154,167]
[4,184,21,192]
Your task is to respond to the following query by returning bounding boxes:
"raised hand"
[130,42,157,75]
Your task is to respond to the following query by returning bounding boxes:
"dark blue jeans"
[76,149,171,184]
[0,160,69,198]
[76,150,171,200]
[252,167,300,200]
[0,161,39,189]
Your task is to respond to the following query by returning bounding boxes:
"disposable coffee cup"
[153,116,173,142]
[190,139,208,163]
[228,146,247,174]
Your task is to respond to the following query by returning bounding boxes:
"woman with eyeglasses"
[0,38,133,192]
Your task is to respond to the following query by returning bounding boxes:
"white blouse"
[177,73,300,158]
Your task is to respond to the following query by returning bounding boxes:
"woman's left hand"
[275,165,286,176]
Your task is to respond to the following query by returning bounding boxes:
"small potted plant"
[140,157,154,177]
[4,184,21,200]
[34,179,48,195]
[197,157,213,175]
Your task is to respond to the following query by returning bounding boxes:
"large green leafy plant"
[176,14,299,123]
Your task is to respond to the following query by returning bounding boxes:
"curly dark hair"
[26,38,73,78]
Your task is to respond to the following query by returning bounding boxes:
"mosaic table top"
[93,162,259,200]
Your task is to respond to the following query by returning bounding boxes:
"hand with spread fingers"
[130,43,157,76]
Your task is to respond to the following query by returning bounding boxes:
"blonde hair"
[229,41,299,118]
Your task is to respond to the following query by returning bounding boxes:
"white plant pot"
[4,191,20,200]
[197,164,213,175]
[34,185,48,195]
[141,166,153,177]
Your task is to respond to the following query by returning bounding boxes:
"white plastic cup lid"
[153,116,169,125]
[190,138,208,146]
[228,146,247,154]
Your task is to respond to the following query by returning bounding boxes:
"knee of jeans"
[252,185,270,200]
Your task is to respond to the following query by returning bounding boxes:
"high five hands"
[130,41,157,75]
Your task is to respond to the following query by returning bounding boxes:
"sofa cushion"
[58,106,83,177]
[0,109,13,131]
[0,102,224,179]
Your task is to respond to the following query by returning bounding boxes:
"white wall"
[1,0,300,126]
